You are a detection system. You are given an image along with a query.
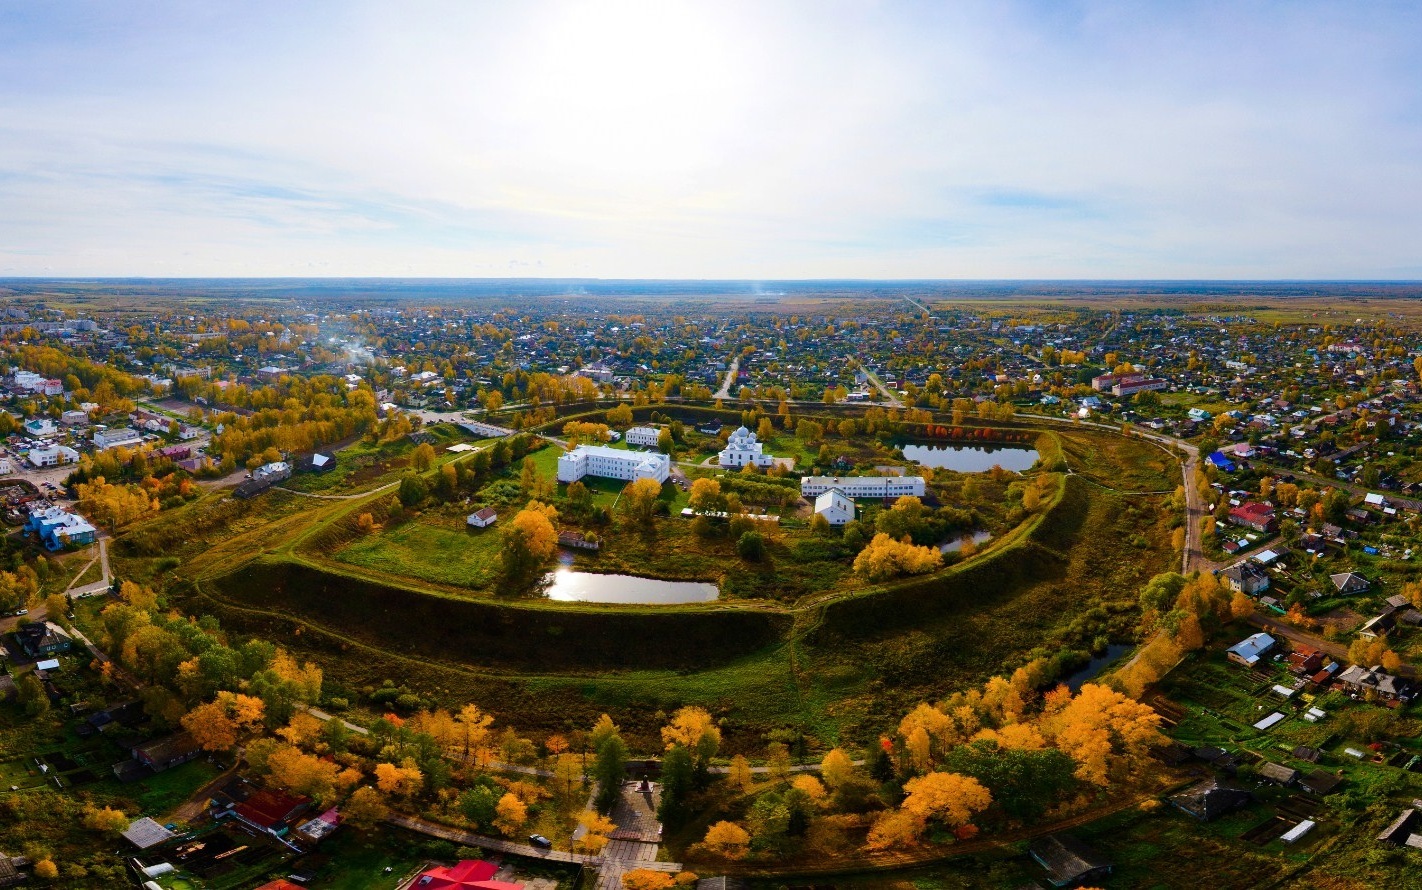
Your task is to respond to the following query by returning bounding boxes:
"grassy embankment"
[150,422,1176,746]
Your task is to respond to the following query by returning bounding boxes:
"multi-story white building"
[800,475,927,499]
[28,445,79,468]
[718,426,777,469]
[557,445,670,484]
[93,427,143,451]
[624,426,661,448]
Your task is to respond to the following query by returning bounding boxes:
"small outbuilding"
[1169,778,1253,822]
[466,507,498,528]
[1027,834,1113,888]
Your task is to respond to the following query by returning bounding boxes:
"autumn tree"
[374,759,424,797]
[661,705,721,775]
[687,478,725,515]
[411,442,436,472]
[726,754,754,792]
[1043,683,1164,786]
[76,476,158,529]
[820,748,857,789]
[852,533,942,581]
[901,771,992,827]
[500,501,559,581]
[81,805,129,833]
[575,811,617,854]
[620,477,663,526]
[702,820,751,859]
[342,786,389,829]
[182,692,265,751]
[493,792,528,836]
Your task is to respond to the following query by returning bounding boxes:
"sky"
[1,1,1421,279]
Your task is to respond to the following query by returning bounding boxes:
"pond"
[940,530,993,553]
[1062,644,1133,691]
[902,443,1039,473]
[542,570,720,604]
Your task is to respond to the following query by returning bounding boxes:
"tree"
[820,747,856,789]
[17,672,49,717]
[1044,683,1165,786]
[736,530,764,561]
[575,811,617,854]
[493,792,528,836]
[590,713,620,752]
[620,477,663,526]
[33,860,58,880]
[687,478,725,515]
[944,740,1077,819]
[726,754,754,792]
[766,741,793,781]
[702,820,751,859]
[82,805,129,833]
[594,733,629,813]
[658,744,694,829]
[458,783,501,828]
[866,808,925,850]
[901,772,992,827]
[657,427,674,453]
[622,870,690,890]
[342,786,389,829]
[500,501,559,581]
[661,706,721,772]
[411,442,436,471]
[852,533,942,581]
[397,473,428,507]
[374,759,424,797]
[182,692,265,751]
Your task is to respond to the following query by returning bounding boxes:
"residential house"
[293,807,341,845]
[1359,607,1400,640]
[131,732,202,773]
[1337,664,1412,701]
[232,788,312,838]
[1168,778,1253,821]
[1221,561,1270,595]
[1027,834,1113,888]
[1226,632,1276,667]
[466,508,498,528]
[1228,501,1275,533]
[411,858,524,889]
[14,621,73,659]
[1330,572,1370,595]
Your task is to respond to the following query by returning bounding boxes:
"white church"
[718,426,778,469]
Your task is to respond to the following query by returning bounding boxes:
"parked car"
[528,834,553,849]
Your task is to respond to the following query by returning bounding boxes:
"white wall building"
[28,445,79,468]
[800,475,927,499]
[624,426,661,448]
[813,489,856,525]
[93,427,143,450]
[0,458,12,475]
[718,426,777,469]
[557,445,670,484]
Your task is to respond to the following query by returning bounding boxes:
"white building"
[467,507,498,528]
[557,444,670,484]
[28,445,79,468]
[253,461,292,482]
[813,489,856,526]
[625,426,661,448]
[800,475,927,499]
[718,426,777,469]
[0,458,12,475]
[23,418,56,437]
[93,427,143,450]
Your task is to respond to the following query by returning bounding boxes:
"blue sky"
[1,1,1420,278]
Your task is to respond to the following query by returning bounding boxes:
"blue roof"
[1208,452,1236,471]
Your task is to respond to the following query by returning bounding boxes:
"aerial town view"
[3,3,1422,890]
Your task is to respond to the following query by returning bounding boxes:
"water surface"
[543,570,719,604]
[902,443,1039,473]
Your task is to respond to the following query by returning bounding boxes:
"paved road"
[713,355,740,400]
[858,365,904,409]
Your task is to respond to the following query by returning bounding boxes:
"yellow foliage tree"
[82,805,129,833]
[819,748,856,789]
[726,754,754,792]
[501,501,560,578]
[493,792,528,836]
[866,808,926,850]
[1044,683,1165,786]
[575,811,617,854]
[901,772,993,827]
[374,759,424,797]
[702,820,751,859]
[76,476,159,528]
[341,786,389,829]
[852,533,942,581]
[661,706,721,766]
[620,477,663,526]
[182,692,266,751]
